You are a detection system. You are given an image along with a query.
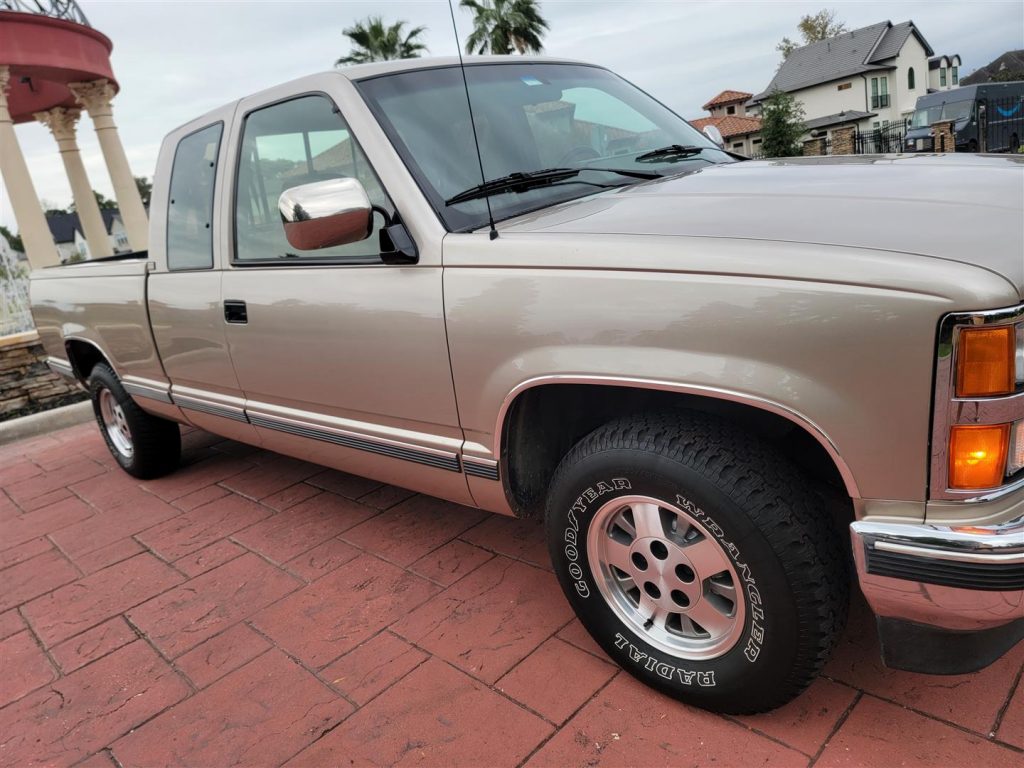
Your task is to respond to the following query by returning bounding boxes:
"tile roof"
[929,53,961,70]
[689,115,762,139]
[867,21,916,62]
[701,90,754,110]
[752,20,934,101]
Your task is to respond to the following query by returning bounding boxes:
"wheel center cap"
[628,537,701,610]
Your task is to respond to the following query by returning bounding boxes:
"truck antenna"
[448,0,499,240]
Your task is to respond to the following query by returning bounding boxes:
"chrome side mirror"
[278,178,372,250]
[702,125,725,149]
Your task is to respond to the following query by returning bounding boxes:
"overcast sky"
[2,0,1022,230]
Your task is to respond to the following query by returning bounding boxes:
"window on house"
[731,142,743,149]
[952,66,959,85]
[752,138,762,144]
[871,77,890,108]
[167,122,222,271]
[837,82,852,91]
[726,105,736,115]
[940,68,947,86]
[908,67,915,90]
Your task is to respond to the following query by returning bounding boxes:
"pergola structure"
[0,0,148,269]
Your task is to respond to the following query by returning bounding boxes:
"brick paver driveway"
[1,422,1022,767]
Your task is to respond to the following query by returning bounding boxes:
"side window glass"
[234,95,393,263]
[167,123,222,270]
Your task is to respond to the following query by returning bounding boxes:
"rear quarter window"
[167,123,223,270]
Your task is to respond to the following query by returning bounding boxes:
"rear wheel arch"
[498,379,857,518]
[65,338,112,383]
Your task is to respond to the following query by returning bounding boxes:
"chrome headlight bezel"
[931,304,1024,501]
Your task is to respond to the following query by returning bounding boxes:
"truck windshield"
[910,99,973,129]
[356,63,730,231]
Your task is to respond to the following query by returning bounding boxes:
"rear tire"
[545,411,847,714]
[88,363,181,479]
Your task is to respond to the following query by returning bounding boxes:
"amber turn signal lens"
[949,424,1010,489]
[956,326,1016,397]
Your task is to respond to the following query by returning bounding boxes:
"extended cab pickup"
[30,57,1024,714]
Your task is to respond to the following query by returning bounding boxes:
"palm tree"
[336,17,428,66]
[460,0,548,55]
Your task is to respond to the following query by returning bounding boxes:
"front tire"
[545,412,847,714]
[88,363,181,479]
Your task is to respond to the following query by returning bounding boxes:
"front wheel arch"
[499,380,856,518]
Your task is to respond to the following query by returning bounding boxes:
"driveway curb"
[0,400,94,446]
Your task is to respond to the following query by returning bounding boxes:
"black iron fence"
[854,121,907,154]
[981,96,1023,153]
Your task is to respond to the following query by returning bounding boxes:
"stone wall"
[803,137,827,156]
[832,126,856,155]
[932,120,955,152]
[0,331,86,421]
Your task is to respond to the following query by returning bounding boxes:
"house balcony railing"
[0,0,90,26]
[871,94,891,109]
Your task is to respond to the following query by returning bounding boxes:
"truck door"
[148,115,260,444]
[220,90,472,505]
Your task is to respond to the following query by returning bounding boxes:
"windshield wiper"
[444,166,660,206]
[635,144,707,163]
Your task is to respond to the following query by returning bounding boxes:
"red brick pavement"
[1,422,1022,767]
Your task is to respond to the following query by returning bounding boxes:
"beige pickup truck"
[30,57,1024,714]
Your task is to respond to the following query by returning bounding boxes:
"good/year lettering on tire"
[545,412,847,714]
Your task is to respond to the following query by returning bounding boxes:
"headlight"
[1009,420,1024,477]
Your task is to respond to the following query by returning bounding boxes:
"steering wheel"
[557,145,601,165]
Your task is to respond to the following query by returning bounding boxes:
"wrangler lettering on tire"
[545,411,848,714]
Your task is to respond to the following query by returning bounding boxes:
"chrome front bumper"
[850,513,1024,632]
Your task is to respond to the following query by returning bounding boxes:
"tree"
[336,16,427,65]
[0,225,23,253]
[759,90,806,157]
[67,191,117,213]
[777,9,847,61]
[135,176,152,207]
[461,0,548,55]
[992,68,1024,82]
[93,190,117,210]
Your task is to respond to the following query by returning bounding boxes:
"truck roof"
[913,80,1024,109]
[171,55,593,138]
[333,54,590,80]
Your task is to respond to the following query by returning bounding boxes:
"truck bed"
[30,255,166,385]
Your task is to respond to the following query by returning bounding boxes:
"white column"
[0,66,59,269]
[35,107,113,259]
[69,79,148,251]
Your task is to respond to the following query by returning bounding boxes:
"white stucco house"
[750,20,962,136]
[45,209,132,263]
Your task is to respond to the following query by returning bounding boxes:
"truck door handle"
[224,300,248,324]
